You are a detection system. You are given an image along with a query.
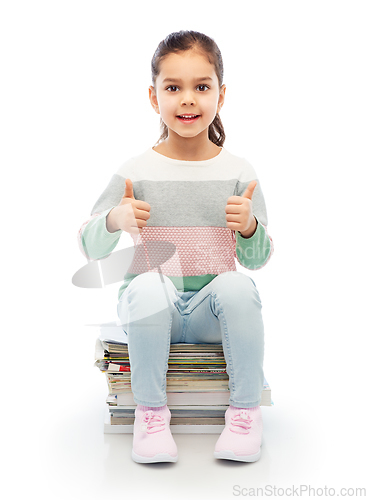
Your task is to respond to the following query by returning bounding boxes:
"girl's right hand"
[106,179,151,234]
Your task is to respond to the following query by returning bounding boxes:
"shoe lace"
[140,410,166,434]
[230,410,253,434]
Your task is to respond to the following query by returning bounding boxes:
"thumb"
[123,178,135,200]
[242,180,257,200]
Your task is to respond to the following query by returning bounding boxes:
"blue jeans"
[116,271,265,409]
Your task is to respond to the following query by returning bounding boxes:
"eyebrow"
[162,77,213,84]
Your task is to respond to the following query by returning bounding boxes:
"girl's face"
[149,50,226,141]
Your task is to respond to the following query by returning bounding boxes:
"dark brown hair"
[151,30,225,147]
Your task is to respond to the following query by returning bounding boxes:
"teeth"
[179,115,198,118]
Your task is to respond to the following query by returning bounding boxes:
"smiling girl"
[78,30,274,464]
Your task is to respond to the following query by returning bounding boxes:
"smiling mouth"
[177,115,200,120]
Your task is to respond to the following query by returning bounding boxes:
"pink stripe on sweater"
[128,227,237,276]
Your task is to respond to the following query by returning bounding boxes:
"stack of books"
[95,322,273,434]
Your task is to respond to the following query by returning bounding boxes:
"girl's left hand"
[225,180,257,236]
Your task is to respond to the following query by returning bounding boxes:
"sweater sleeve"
[77,173,127,261]
[232,177,274,270]
[78,208,122,261]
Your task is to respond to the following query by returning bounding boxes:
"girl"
[78,30,274,464]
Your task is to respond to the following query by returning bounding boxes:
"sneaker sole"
[132,450,178,464]
[214,448,261,462]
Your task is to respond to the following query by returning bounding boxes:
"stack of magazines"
[95,322,273,434]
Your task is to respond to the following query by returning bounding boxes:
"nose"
[180,90,196,106]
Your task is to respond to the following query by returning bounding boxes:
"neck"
[155,133,221,161]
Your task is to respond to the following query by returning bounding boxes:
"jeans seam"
[161,312,173,398]
[186,292,212,314]
[180,315,187,342]
[212,291,236,397]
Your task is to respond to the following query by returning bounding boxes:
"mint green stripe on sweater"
[81,208,121,260]
[117,273,219,301]
[235,220,272,270]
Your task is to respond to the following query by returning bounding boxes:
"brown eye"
[166,85,178,92]
[197,84,209,91]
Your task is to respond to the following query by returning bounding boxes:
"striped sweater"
[78,146,274,300]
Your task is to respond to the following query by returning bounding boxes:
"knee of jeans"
[126,272,176,302]
[212,271,257,297]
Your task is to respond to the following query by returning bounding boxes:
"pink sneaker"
[132,406,178,463]
[214,405,262,462]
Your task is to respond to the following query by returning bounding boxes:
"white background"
[1,1,366,499]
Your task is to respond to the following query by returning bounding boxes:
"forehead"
[157,51,216,82]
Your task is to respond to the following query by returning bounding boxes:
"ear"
[148,85,160,114]
[217,84,226,113]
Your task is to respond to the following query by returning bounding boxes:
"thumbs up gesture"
[106,179,151,234]
[225,180,258,238]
